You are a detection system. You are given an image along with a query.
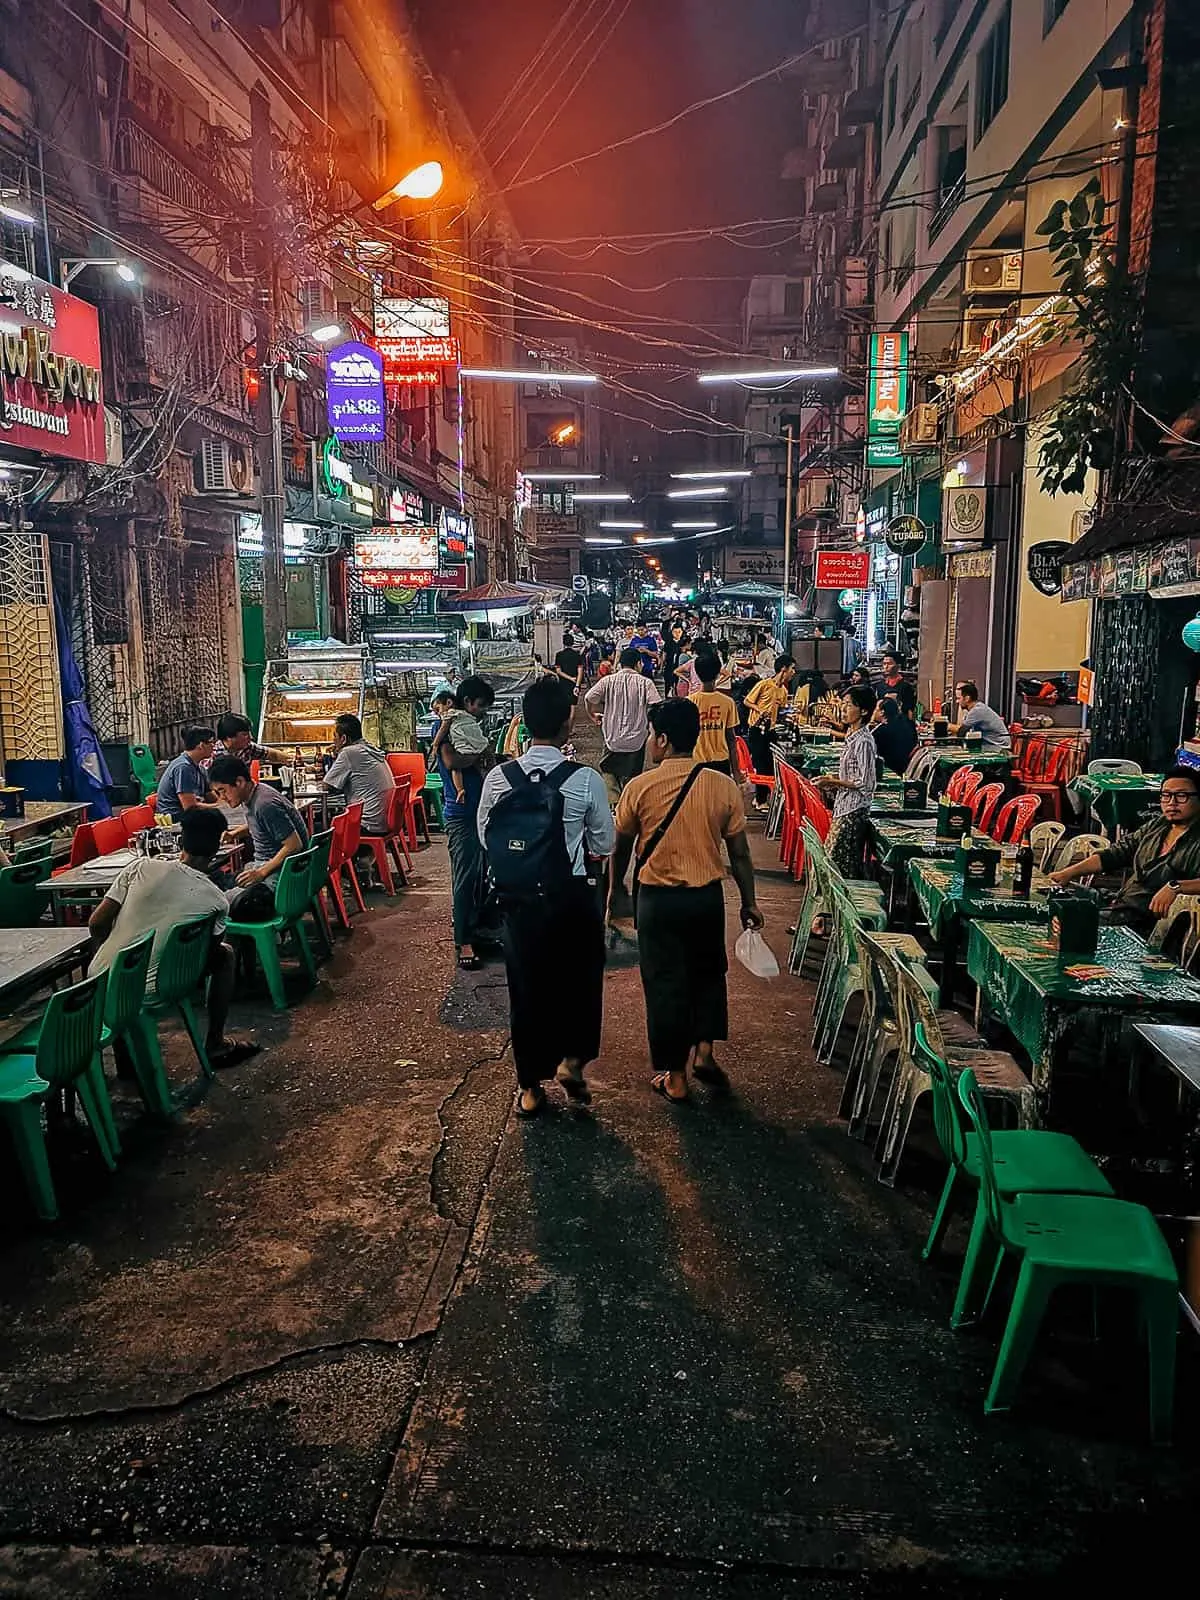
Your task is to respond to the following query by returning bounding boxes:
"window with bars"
[974,3,1011,143]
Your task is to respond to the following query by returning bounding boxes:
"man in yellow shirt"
[743,654,795,801]
[689,650,739,776]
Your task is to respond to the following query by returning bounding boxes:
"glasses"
[1161,790,1198,804]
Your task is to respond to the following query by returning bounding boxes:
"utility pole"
[781,422,795,614]
[250,82,288,664]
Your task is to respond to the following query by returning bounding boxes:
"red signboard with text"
[814,549,871,590]
[0,267,106,464]
[358,566,468,591]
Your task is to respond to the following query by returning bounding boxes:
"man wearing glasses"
[1048,765,1200,931]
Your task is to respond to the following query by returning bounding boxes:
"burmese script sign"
[0,267,105,463]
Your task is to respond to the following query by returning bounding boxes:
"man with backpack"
[477,678,614,1118]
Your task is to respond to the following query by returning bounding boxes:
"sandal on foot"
[651,1072,688,1103]
[457,953,483,972]
[555,1068,592,1104]
[208,1041,262,1071]
[515,1089,546,1119]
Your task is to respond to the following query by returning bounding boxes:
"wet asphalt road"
[0,724,1198,1598]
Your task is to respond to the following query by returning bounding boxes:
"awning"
[1068,460,1200,563]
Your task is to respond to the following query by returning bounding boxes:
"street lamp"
[308,321,344,344]
[59,257,140,291]
[0,193,35,226]
[697,366,840,384]
[371,160,444,209]
[462,369,600,383]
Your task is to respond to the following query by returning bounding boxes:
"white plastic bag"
[735,927,779,978]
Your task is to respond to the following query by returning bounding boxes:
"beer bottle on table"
[1014,841,1034,899]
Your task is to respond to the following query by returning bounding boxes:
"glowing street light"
[598,520,645,530]
[521,471,601,481]
[463,368,600,383]
[666,485,730,499]
[372,160,444,210]
[571,490,631,501]
[671,520,719,530]
[308,322,344,344]
[59,257,141,291]
[669,469,751,480]
[697,366,839,384]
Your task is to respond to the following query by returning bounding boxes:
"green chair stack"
[811,874,889,1061]
[790,819,885,977]
[0,857,52,927]
[306,828,335,961]
[225,849,318,1011]
[129,913,219,1112]
[129,743,160,802]
[957,1065,1179,1440]
[839,925,933,1124]
[422,770,445,830]
[0,972,111,1221]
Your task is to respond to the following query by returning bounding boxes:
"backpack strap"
[635,765,704,883]
[505,759,579,794]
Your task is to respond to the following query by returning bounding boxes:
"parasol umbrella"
[712,580,784,601]
[53,589,113,818]
[437,579,535,619]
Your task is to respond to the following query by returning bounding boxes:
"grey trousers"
[446,818,485,948]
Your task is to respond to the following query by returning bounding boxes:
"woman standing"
[818,685,878,876]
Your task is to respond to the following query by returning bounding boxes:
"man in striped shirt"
[584,647,662,801]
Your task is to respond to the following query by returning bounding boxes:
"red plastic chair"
[778,765,809,878]
[386,752,431,847]
[119,803,154,841]
[249,759,261,782]
[56,823,98,875]
[971,782,1005,833]
[1016,733,1047,783]
[326,804,366,929]
[990,792,1041,845]
[735,735,775,793]
[358,781,413,895]
[91,816,127,855]
[1022,739,1078,823]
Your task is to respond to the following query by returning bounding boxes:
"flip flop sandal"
[209,1041,263,1071]
[555,1069,592,1104]
[515,1089,546,1119]
[457,953,483,972]
[651,1073,688,1103]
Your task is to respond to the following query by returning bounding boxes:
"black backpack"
[484,761,579,902]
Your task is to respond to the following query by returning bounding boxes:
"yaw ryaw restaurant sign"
[0,266,106,464]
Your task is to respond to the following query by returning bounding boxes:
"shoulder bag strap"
[634,765,704,885]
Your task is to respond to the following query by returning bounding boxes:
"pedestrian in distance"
[431,675,496,971]
[610,698,763,1104]
[584,646,662,803]
[689,651,739,776]
[478,678,614,1118]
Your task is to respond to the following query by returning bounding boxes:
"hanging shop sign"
[725,546,785,581]
[356,526,439,572]
[884,514,926,557]
[374,299,458,386]
[1026,539,1074,596]
[1077,665,1096,705]
[866,330,908,470]
[348,480,375,520]
[325,340,385,442]
[814,549,871,589]
[942,486,987,545]
[439,508,472,566]
[0,266,106,464]
[358,566,468,592]
[320,436,354,496]
[388,486,426,523]
[375,297,451,339]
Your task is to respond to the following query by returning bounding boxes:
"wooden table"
[0,927,90,1011]
[0,801,89,847]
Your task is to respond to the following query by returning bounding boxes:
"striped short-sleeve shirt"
[614,757,746,889]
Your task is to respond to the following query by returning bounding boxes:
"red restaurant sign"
[814,549,871,589]
[378,335,460,388]
[0,267,106,464]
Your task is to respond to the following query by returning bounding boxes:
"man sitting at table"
[948,680,1012,749]
[156,727,225,822]
[213,713,291,768]
[1047,764,1200,932]
[209,755,309,919]
[321,713,394,836]
[88,807,256,1069]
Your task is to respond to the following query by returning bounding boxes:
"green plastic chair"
[789,819,884,977]
[0,857,52,927]
[0,972,112,1221]
[96,932,156,1124]
[13,837,53,865]
[839,925,931,1121]
[811,877,889,1061]
[306,828,335,960]
[422,771,445,830]
[913,1021,1114,1324]
[129,913,219,1107]
[129,743,160,802]
[957,1065,1179,1439]
[225,850,318,1010]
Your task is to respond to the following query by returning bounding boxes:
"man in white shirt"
[88,807,256,1068]
[584,646,662,801]
[477,678,614,1117]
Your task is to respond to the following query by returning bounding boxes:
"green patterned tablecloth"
[871,817,955,870]
[929,746,1012,793]
[910,859,1051,943]
[966,920,1200,1102]
[869,793,939,818]
[1068,772,1162,834]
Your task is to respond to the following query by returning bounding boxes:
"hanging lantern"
[1183,612,1200,652]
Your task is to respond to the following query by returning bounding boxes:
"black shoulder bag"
[630,765,704,923]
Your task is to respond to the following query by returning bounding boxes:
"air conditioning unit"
[964,249,1023,295]
[298,279,333,326]
[197,437,255,495]
[900,402,940,452]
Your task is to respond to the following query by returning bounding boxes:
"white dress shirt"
[583,667,661,753]
[476,746,615,874]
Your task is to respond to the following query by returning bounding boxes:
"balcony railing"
[115,118,226,218]
[929,171,966,242]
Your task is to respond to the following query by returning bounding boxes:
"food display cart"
[257,641,369,757]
